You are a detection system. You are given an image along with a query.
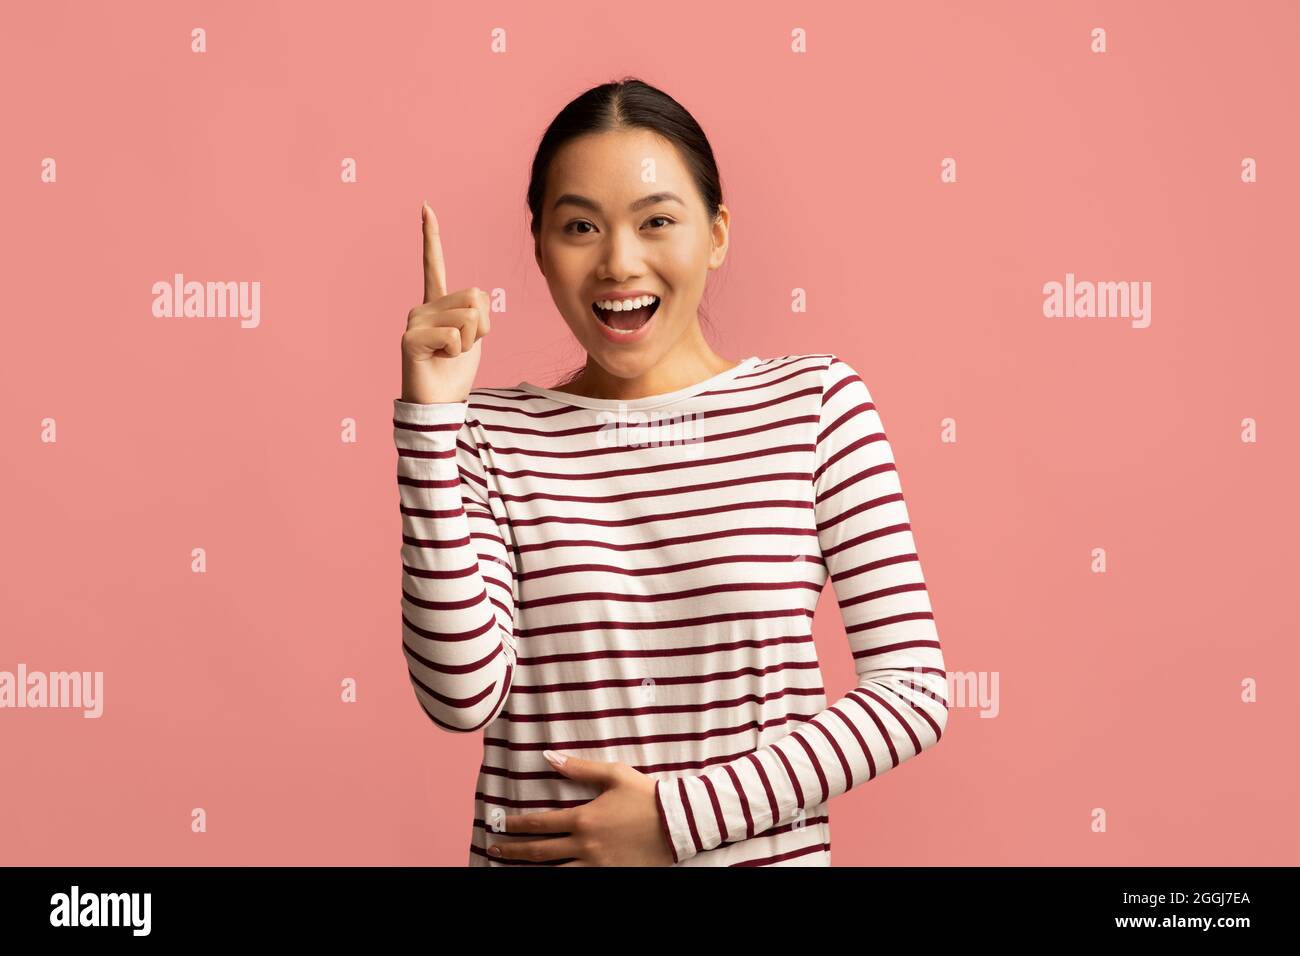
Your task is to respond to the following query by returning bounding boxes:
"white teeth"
[595,294,658,311]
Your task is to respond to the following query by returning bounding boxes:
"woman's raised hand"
[400,202,492,404]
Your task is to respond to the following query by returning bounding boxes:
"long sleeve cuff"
[393,398,469,427]
[653,779,682,864]
[655,775,726,864]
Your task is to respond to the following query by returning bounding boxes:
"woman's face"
[535,128,729,380]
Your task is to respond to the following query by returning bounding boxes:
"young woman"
[394,78,949,867]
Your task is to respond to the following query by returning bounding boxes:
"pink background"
[3,0,1297,865]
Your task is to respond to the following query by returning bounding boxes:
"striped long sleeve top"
[393,353,948,866]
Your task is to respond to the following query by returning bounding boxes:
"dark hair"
[526,77,725,388]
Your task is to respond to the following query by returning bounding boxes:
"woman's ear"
[708,204,731,269]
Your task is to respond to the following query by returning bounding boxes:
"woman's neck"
[555,343,739,401]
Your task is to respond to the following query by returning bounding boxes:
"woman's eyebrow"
[553,191,685,213]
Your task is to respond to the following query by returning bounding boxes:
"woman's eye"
[564,217,672,235]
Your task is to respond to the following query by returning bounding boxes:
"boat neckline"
[513,356,761,410]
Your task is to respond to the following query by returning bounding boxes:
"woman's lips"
[591,297,659,344]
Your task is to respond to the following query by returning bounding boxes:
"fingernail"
[489,845,502,857]
[543,749,567,766]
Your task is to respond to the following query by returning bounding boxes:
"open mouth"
[591,295,660,334]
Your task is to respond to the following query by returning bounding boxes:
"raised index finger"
[422,202,447,304]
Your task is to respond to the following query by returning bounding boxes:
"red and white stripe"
[394,354,948,866]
